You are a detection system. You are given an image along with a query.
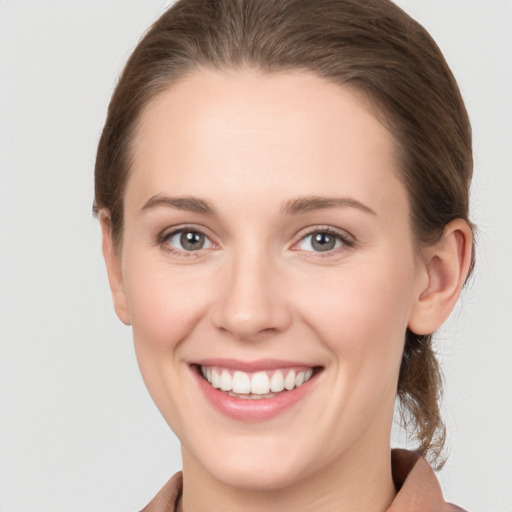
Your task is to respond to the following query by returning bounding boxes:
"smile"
[200,365,314,398]
[192,361,322,421]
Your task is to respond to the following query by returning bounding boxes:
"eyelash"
[157,226,216,257]
[156,225,354,257]
[292,226,354,256]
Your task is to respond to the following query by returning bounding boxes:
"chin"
[183,431,322,492]
[209,457,311,492]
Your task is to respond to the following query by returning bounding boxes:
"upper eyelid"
[292,225,355,244]
[158,224,216,242]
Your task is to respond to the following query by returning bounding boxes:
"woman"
[94,0,473,510]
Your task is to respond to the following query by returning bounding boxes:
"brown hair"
[94,0,473,467]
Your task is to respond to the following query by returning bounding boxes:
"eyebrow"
[139,194,376,217]
[139,195,216,215]
[281,196,377,216]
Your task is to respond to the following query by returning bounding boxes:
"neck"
[179,439,396,512]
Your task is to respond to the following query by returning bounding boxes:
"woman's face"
[111,70,429,489]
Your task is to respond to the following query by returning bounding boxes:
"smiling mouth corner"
[192,364,322,399]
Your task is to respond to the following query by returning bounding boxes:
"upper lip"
[192,358,319,372]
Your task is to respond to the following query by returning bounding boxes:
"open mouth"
[194,364,321,400]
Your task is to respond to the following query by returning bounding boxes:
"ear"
[99,211,131,326]
[408,219,473,335]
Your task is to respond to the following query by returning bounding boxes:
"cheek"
[122,257,213,354]
[120,257,215,431]
[294,255,416,368]
[290,258,416,439]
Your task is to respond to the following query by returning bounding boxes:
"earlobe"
[99,212,132,326]
[408,219,473,335]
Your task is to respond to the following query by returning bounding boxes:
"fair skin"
[101,69,472,512]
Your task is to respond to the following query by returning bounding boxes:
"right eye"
[161,228,215,254]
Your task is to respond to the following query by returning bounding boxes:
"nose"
[211,248,292,340]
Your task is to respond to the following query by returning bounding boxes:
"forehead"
[127,69,407,217]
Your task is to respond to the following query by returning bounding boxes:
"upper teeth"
[201,366,314,395]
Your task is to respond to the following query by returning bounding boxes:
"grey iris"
[312,232,336,252]
[181,231,205,250]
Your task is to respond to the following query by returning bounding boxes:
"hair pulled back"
[94,0,473,468]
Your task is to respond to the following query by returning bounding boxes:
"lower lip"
[192,366,319,422]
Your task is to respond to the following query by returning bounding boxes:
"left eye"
[296,231,345,252]
[165,229,214,252]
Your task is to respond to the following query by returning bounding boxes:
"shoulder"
[140,471,182,512]
[389,449,467,512]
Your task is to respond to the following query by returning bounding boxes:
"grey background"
[0,1,511,510]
